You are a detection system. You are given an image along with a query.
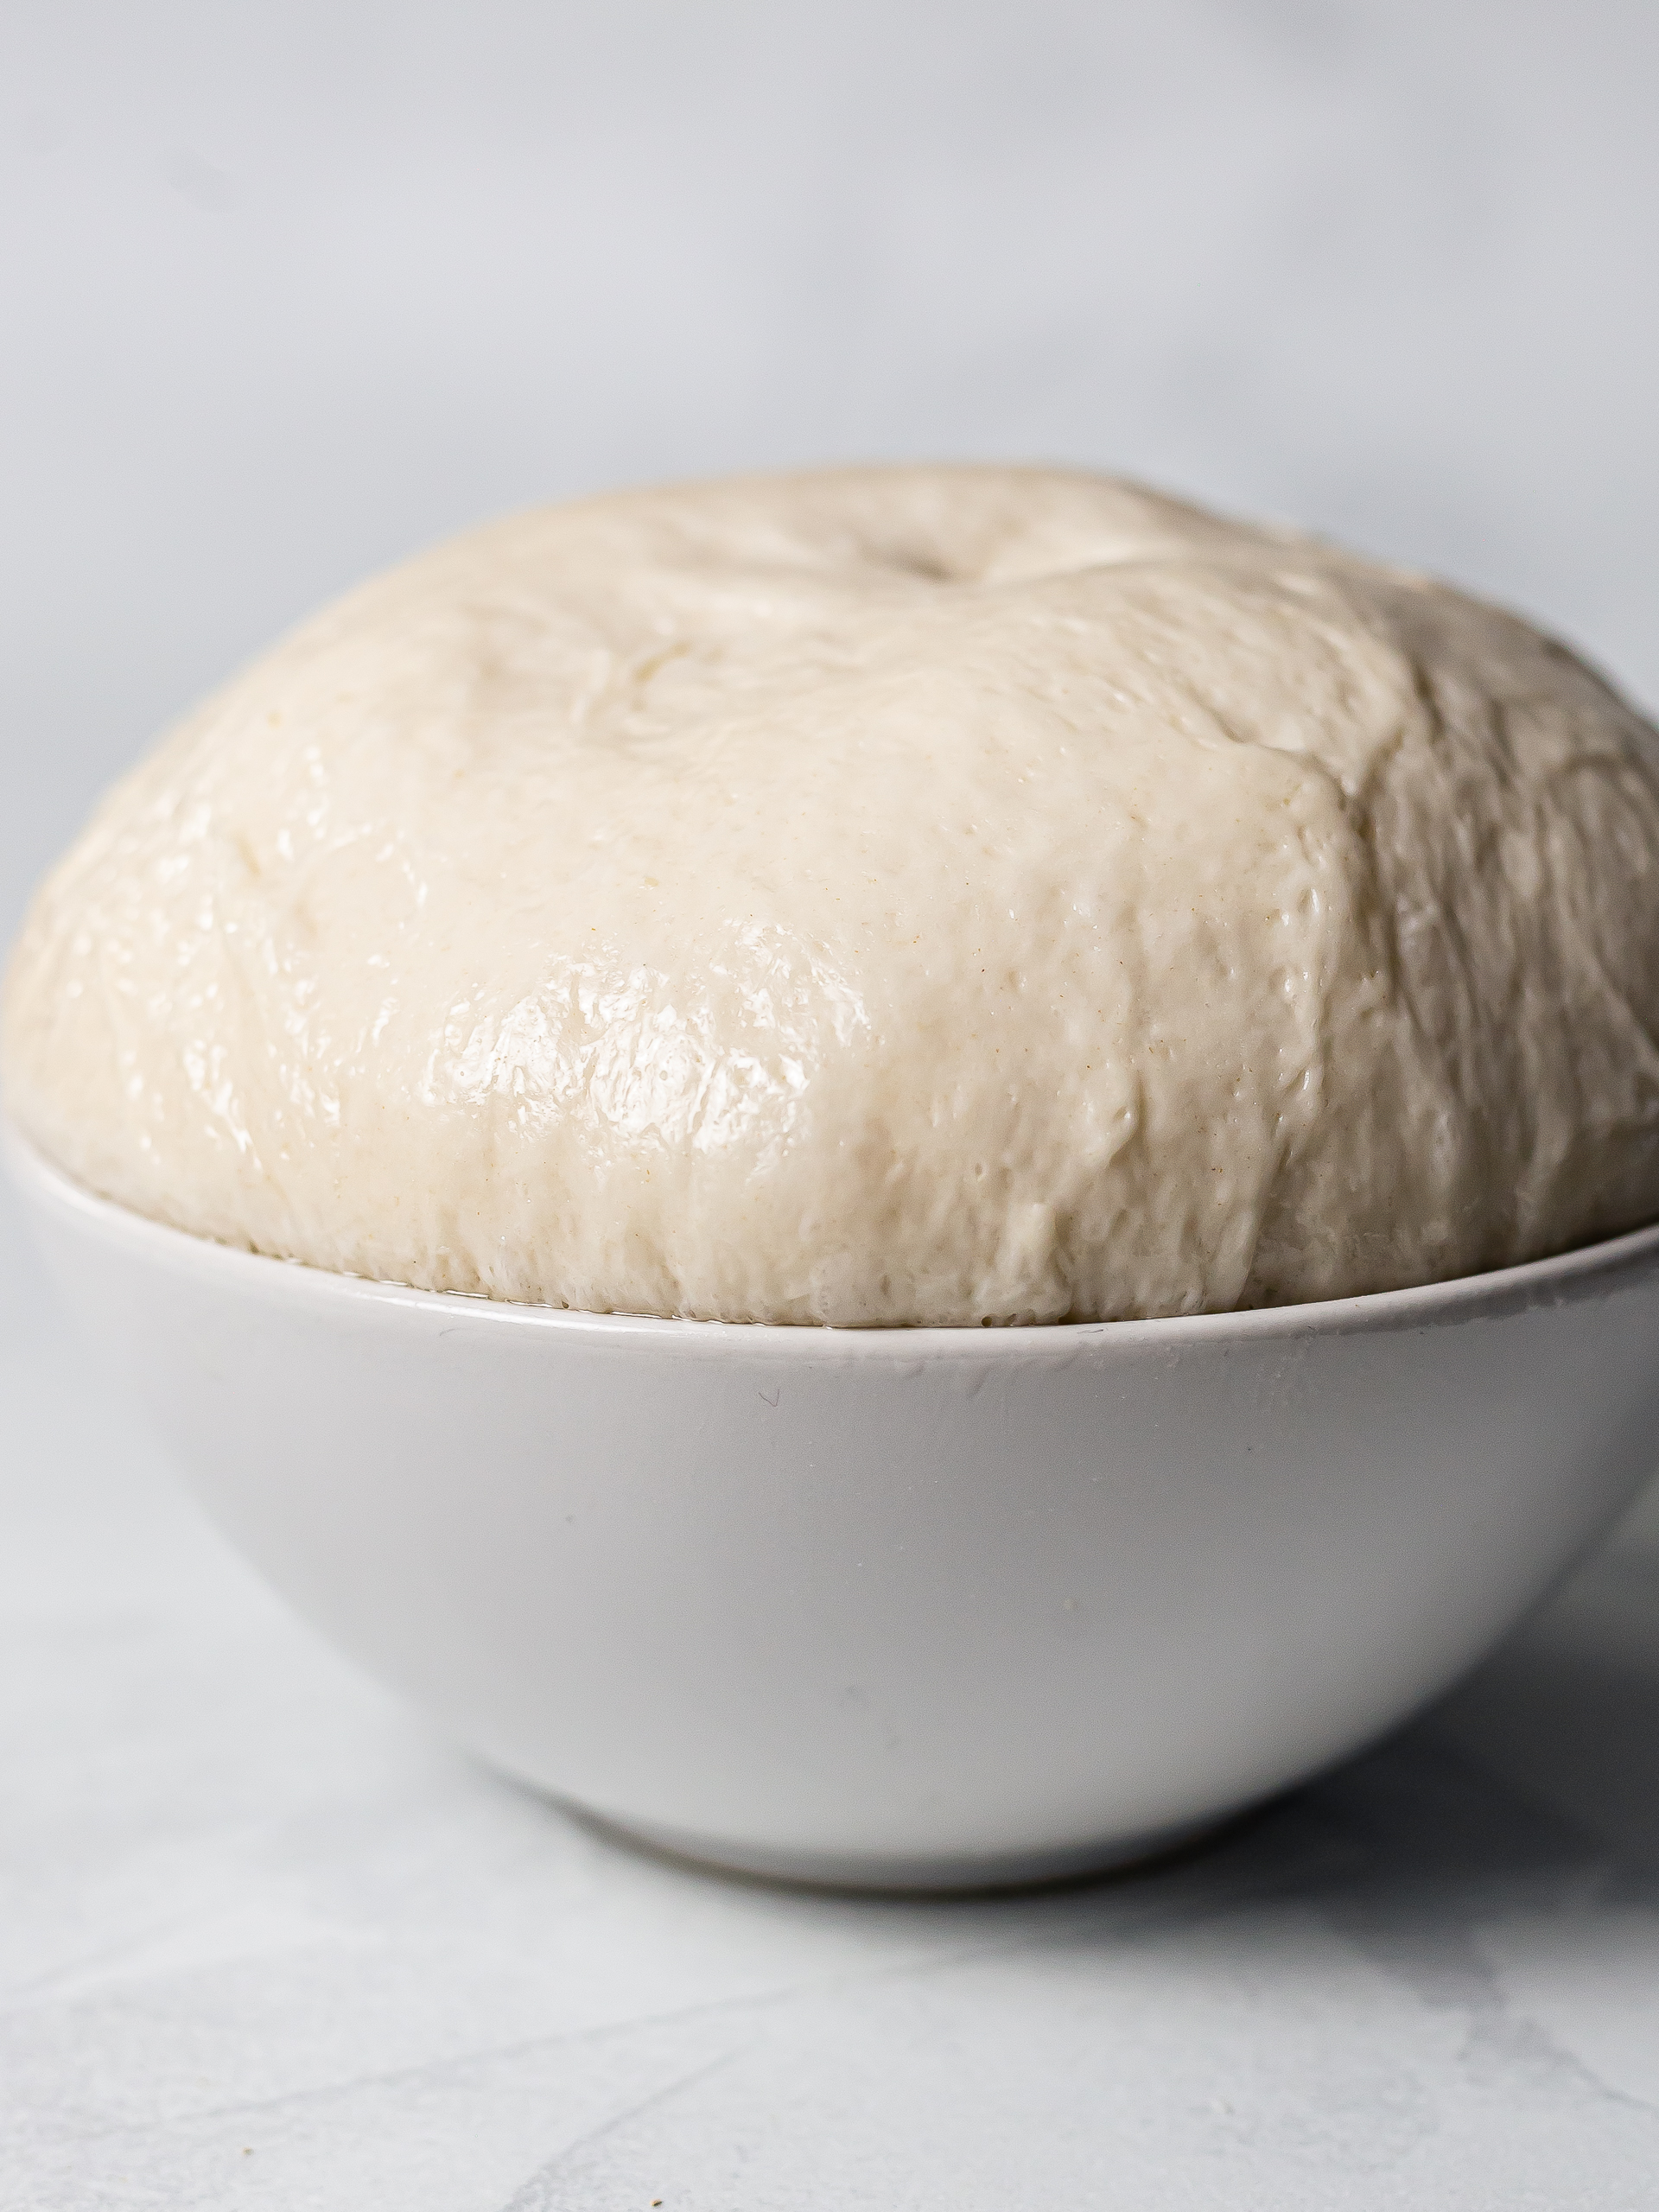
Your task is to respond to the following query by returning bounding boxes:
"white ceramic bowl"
[11,1122,1659,1891]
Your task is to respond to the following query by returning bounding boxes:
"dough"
[7,467,1659,1324]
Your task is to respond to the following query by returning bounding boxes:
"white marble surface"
[6,3,1659,2202]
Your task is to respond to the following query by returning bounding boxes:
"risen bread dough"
[7,467,1659,1324]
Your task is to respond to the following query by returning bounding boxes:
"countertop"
[6,1270,1659,2211]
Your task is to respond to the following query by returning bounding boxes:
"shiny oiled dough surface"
[7,466,1659,1324]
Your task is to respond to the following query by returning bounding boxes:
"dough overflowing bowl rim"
[9,1116,1659,1359]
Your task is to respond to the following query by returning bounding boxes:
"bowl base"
[573,1803,1234,1895]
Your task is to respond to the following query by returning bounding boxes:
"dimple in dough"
[8,466,1659,1324]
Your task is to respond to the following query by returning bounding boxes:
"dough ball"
[8,466,1659,1323]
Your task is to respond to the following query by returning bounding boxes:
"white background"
[6,1,1659,947]
[5,7,1659,2206]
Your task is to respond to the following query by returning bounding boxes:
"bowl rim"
[10,1115,1659,1361]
